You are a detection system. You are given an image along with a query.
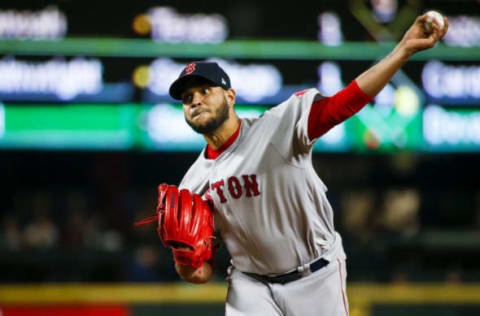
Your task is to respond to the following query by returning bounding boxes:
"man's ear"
[225,88,236,107]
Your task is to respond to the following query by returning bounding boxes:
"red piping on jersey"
[206,120,242,160]
[337,258,349,316]
[307,80,373,139]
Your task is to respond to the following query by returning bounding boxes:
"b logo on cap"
[185,63,196,74]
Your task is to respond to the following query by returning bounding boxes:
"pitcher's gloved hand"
[135,184,215,268]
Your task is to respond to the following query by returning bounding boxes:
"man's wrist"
[175,261,213,284]
[393,41,414,63]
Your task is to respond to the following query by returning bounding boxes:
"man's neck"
[204,115,241,150]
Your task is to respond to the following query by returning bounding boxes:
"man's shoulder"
[180,150,209,187]
[268,88,322,113]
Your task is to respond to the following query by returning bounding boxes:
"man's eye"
[202,88,210,94]
[183,95,192,103]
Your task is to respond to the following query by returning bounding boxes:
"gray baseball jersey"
[179,88,346,275]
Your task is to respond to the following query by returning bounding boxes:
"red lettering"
[242,174,260,197]
[211,180,227,203]
[228,176,243,199]
[203,187,214,204]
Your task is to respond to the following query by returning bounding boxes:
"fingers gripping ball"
[156,184,214,268]
[424,11,445,34]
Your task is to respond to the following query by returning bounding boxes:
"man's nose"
[191,92,203,106]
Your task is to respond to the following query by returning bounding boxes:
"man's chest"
[186,141,299,211]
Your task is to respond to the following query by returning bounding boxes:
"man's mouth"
[192,110,208,118]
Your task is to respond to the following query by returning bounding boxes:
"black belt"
[243,258,329,285]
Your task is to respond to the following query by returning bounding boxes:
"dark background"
[0,0,479,286]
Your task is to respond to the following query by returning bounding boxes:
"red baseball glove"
[135,184,214,268]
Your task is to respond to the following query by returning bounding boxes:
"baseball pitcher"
[137,13,448,316]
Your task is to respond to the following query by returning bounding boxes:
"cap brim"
[169,74,216,100]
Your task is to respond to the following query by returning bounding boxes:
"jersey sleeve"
[266,87,324,158]
[266,81,373,159]
[178,149,207,191]
[307,80,373,139]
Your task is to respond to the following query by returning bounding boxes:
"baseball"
[424,10,445,33]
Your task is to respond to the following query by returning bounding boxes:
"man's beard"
[186,98,229,134]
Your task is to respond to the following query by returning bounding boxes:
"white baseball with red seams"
[179,89,349,315]
[424,11,445,33]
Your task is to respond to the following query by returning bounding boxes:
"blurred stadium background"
[0,0,479,315]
